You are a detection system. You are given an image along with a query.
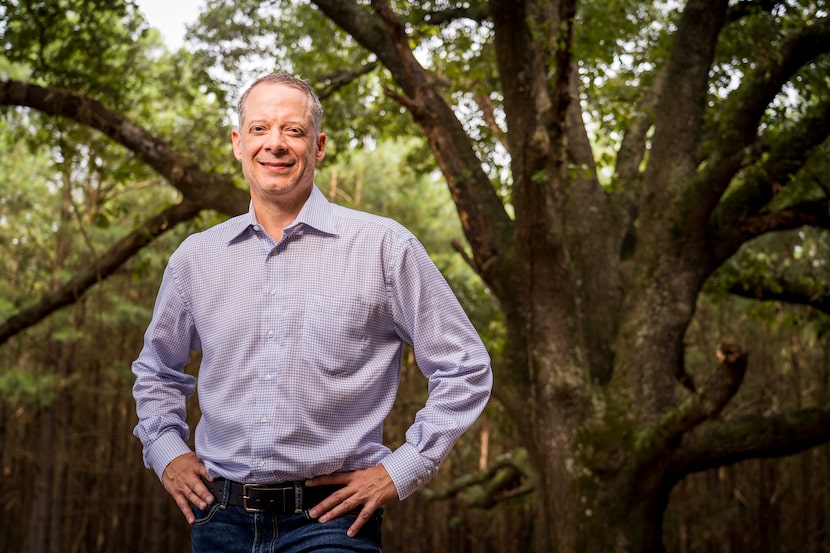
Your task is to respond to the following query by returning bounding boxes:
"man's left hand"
[305,464,399,537]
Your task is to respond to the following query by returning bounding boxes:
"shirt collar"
[292,185,338,236]
[224,185,338,244]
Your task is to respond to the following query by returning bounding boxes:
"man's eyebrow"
[245,119,306,127]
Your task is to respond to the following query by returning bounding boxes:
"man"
[132,73,492,552]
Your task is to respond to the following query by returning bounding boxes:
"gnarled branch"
[728,274,830,316]
[0,79,249,345]
[672,404,830,476]
[0,199,203,346]
[311,0,515,296]
[710,98,830,263]
[0,79,248,216]
[696,15,830,217]
[642,344,747,458]
[421,448,533,508]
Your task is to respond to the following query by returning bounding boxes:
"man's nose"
[265,130,287,152]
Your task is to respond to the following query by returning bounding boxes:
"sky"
[133,0,204,49]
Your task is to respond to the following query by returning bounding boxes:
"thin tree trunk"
[49,394,69,553]
[27,407,54,553]
[0,395,6,490]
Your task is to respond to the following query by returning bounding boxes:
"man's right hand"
[162,452,214,524]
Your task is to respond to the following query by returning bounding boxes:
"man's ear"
[315,133,327,162]
[231,129,243,160]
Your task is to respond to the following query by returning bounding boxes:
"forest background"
[1,1,830,552]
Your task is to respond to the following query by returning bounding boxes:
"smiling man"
[132,73,492,553]
[232,78,326,239]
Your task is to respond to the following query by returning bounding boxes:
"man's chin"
[253,181,313,201]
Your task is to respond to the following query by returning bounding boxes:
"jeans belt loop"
[221,478,231,508]
[293,482,303,514]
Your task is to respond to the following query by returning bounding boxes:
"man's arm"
[382,236,493,497]
[132,259,206,521]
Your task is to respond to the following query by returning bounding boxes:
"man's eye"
[251,126,265,133]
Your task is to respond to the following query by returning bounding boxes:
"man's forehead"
[249,82,306,102]
[244,83,310,117]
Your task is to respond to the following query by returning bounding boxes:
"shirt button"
[267,330,275,338]
[270,288,277,296]
[416,479,424,486]
[260,416,267,423]
[258,460,265,467]
[264,374,272,381]
[253,225,261,232]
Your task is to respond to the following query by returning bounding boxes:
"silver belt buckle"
[242,483,264,513]
[242,483,295,513]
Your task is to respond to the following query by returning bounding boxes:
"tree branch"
[642,0,729,213]
[696,15,830,218]
[317,63,379,99]
[0,199,203,346]
[0,79,252,345]
[725,0,781,23]
[490,0,550,165]
[0,79,248,217]
[709,98,830,263]
[672,404,830,476]
[615,70,663,194]
[421,448,534,508]
[733,198,830,238]
[472,91,509,153]
[643,344,747,457]
[417,5,491,26]
[614,69,665,259]
[727,273,830,316]
[311,0,515,295]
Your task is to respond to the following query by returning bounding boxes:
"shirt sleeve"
[382,236,493,499]
[131,256,200,481]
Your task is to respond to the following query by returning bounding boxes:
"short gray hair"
[236,73,323,134]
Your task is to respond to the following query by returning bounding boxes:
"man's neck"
[251,189,312,242]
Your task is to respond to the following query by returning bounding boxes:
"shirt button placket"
[254,248,279,476]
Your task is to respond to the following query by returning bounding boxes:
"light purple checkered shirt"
[132,185,492,499]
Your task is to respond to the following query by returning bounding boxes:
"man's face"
[232,82,326,208]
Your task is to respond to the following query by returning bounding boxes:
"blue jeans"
[191,502,383,553]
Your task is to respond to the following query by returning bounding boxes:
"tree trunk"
[49,390,69,553]
[529,412,677,552]
[27,407,53,553]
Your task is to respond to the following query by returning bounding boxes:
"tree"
[193,1,830,550]
[3,0,830,551]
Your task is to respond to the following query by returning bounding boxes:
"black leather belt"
[204,478,344,514]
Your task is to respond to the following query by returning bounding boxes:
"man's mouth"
[259,160,294,170]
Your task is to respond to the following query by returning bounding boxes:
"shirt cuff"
[381,442,438,500]
[146,431,193,481]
